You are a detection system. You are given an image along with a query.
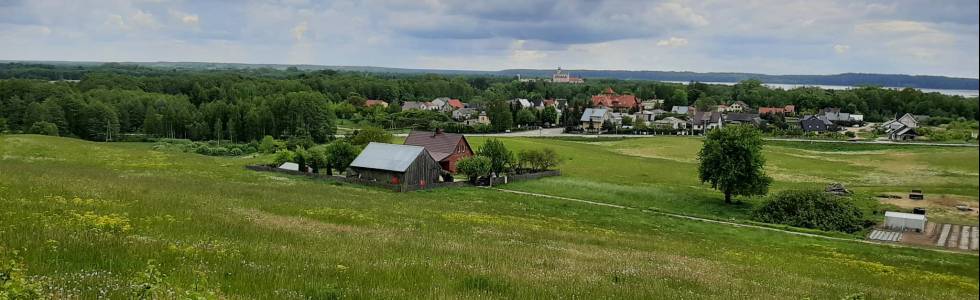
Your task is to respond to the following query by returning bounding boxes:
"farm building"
[347,143,444,188]
[404,130,474,173]
[884,211,927,232]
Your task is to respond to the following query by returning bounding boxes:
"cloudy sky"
[1,0,978,77]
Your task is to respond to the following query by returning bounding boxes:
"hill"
[1,134,977,298]
[4,60,978,90]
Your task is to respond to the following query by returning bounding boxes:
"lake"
[664,81,979,98]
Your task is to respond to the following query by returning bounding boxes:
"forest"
[1,62,977,144]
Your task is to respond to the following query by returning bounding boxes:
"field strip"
[485,187,978,256]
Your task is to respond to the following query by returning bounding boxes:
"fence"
[246,165,560,192]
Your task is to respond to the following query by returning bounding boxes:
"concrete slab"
[972,227,979,251]
[959,226,971,250]
[937,224,951,247]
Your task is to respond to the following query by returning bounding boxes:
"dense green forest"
[1,62,977,143]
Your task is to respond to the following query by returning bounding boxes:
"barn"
[347,143,443,189]
[404,129,473,173]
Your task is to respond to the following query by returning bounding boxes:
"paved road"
[487,187,978,256]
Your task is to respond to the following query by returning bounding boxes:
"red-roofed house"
[364,99,388,108]
[758,105,796,115]
[591,88,639,111]
[446,99,464,110]
[403,129,473,173]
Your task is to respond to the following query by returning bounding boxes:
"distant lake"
[664,81,979,98]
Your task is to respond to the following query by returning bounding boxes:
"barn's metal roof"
[349,143,425,172]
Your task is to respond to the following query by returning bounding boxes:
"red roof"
[404,130,470,162]
[364,99,387,107]
[447,99,464,109]
[543,99,556,106]
[591,88,639,109]
[759,105,795,115]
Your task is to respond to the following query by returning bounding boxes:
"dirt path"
[486,187,978,256]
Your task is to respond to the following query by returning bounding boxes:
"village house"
[690,111,723,133]
[641,99,664,110]
[580,107,612,133]
[404,130,474,173]
[758,105,796,116]
[881,113,920,140]
[671,105,693,115]
[653,116,688,132]
[463,111,491,126]
[364,99,388,108]
[819,108,864,125]
[347,143,445,189]
[800,115,836,133]
[452,108,479,121]
[592,88,640,111]
[726,101,749,112]
[511,98,534,109]
[633,110,657,125]
[724,112,762,125]
[429,97,463,112]
[401,101,428,111]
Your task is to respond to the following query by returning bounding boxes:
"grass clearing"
[1,135,978,298]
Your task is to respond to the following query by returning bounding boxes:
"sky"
[1,0,978,78]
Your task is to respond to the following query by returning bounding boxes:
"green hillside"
[1,135,977,299]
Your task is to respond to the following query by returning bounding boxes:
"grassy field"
[1,135,978,299]
[472,136,980,225]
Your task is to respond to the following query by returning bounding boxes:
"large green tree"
[697,125,772,203]
[478,139,513,175]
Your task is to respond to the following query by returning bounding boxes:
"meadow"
[1,134,978,299]
[478,136,980,225]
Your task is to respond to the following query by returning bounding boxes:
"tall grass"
[1,135,977,299]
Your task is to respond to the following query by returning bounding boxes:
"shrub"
[516,148,561,172]
[229,148,244,156]
[753,189,866,233]
[259,135,277,153]
[478,139,513,175]
[273,150,295,166]
[28,121,59,136]
[457,156,492,181]
[348,126,392,146]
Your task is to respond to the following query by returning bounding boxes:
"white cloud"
[653,2,709,27]
[129,10,160,29]
[656,37,689,47]
[169,9,199,26]
[833,44,850,54]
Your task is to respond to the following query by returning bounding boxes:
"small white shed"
[884,211,926,232]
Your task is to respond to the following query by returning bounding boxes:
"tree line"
[1,63,977,143]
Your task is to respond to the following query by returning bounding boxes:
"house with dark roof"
[690,111,723,133]
[404,130,474,173]
[591,88,639,111]
[724,113,761,125]
[800,115,835,132]
[348,143,444,189]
